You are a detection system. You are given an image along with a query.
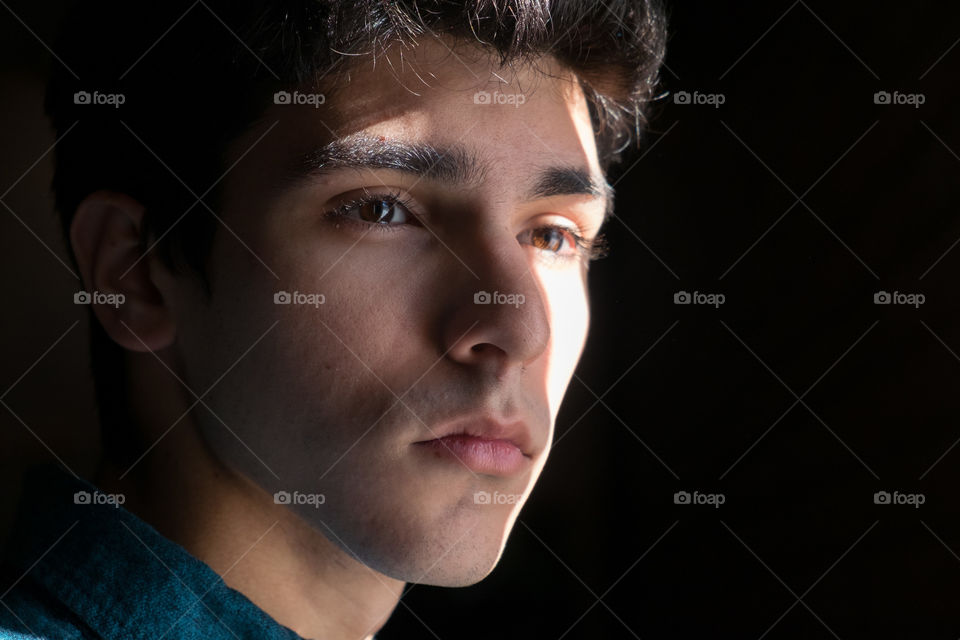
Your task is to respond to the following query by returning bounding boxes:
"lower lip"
[414,435,528,476]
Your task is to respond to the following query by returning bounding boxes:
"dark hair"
[45,0,668,467]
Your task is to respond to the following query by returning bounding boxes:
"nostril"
[470,343,507,359]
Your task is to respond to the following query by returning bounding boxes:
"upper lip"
[416,414,535,457]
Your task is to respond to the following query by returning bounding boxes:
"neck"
[94,352,404,640]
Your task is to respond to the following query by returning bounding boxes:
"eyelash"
[324,190,609,262]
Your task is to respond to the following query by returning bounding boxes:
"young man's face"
[166,38,608,586]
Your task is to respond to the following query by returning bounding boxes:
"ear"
[70,190,176,353]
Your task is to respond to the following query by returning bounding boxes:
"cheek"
[541,270,590,414]
[176,225,419,451]
[178,281,419,495]
[255,239,433,420]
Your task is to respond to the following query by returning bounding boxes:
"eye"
[519,224,608,263]
[326,191,418,228]
[529,226,572,253]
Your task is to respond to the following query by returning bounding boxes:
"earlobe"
[70,190,176,353]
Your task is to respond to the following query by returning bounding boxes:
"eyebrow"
[290,135,615,224]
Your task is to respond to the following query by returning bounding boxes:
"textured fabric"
[0,464,307,640]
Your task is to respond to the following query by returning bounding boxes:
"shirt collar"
[3,463,306,640]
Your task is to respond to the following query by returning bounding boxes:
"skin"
[75,36,610,640]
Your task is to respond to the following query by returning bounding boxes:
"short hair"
[45,0,668,467]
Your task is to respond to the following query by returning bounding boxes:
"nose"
[441,236,551,379]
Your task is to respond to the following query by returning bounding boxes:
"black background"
[2,1,960,638]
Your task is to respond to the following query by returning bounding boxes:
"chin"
[359,514,515,587]
[401,547,506,587]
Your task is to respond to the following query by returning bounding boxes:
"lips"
[412,415,534,476]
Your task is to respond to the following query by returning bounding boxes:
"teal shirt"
[0,464,307,640]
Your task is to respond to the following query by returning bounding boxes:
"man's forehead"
[317,36,590,139]
[333,35,576,96]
